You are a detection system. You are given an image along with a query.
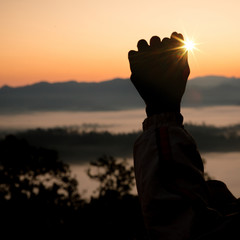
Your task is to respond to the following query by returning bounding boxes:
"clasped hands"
[128,32,190,116]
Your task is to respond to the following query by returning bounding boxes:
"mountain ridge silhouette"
[1,76,240,113]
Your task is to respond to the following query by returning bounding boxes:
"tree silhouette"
[84,155,147,240]
[0,135,83,237]
[87,155,135,197]
[0,135,147,239]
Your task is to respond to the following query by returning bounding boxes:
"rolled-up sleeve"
[133,113,211,240]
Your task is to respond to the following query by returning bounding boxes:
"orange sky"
[1,0,240,87]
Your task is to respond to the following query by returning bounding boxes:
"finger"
[171,32,184,44]
[161,37,171,48]
[177,33,184,41]
[150,36,161,48]
[170,32,178,40]
[137,39,149,51]
[128,50,137,60]
[170,32,185,50]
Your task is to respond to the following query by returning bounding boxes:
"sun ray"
[183,37,201,55]
[164,32,202,66]
[184,40,195,51]
[178,36,201,59]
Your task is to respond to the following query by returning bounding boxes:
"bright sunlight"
[184,40,195,51]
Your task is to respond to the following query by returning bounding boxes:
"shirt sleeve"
[133,112,211,240]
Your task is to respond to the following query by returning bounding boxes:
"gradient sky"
[1,0,240,87]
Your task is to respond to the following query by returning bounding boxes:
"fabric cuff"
[142,112,184,131]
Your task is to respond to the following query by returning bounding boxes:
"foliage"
[0,135,147,239]
[0,135,83,236]
[8,127,138,163]
[85,155,147,240]
[184,123,240,152]
[1,123,240,165]
[87,155,135,197]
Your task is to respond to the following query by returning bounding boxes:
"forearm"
[133,112,210,239]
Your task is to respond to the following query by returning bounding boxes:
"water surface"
[2,106,240,199]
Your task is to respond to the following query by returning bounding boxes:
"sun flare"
[184,40,195,51]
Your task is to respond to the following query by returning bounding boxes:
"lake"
[2,106,240,133]
[1,106,240,199]
[70,152,240,200]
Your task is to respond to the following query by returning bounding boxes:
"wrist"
[146,103,181,117]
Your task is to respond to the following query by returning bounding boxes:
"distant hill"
[0,79,143,113]
[183,76,240,106]
[1,76,240,113]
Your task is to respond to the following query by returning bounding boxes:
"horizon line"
[0,74,239,88]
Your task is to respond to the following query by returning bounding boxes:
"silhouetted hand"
[128,32,190,116]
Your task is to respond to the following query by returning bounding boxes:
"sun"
[184,40,195,51]
[173,33,201,58]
